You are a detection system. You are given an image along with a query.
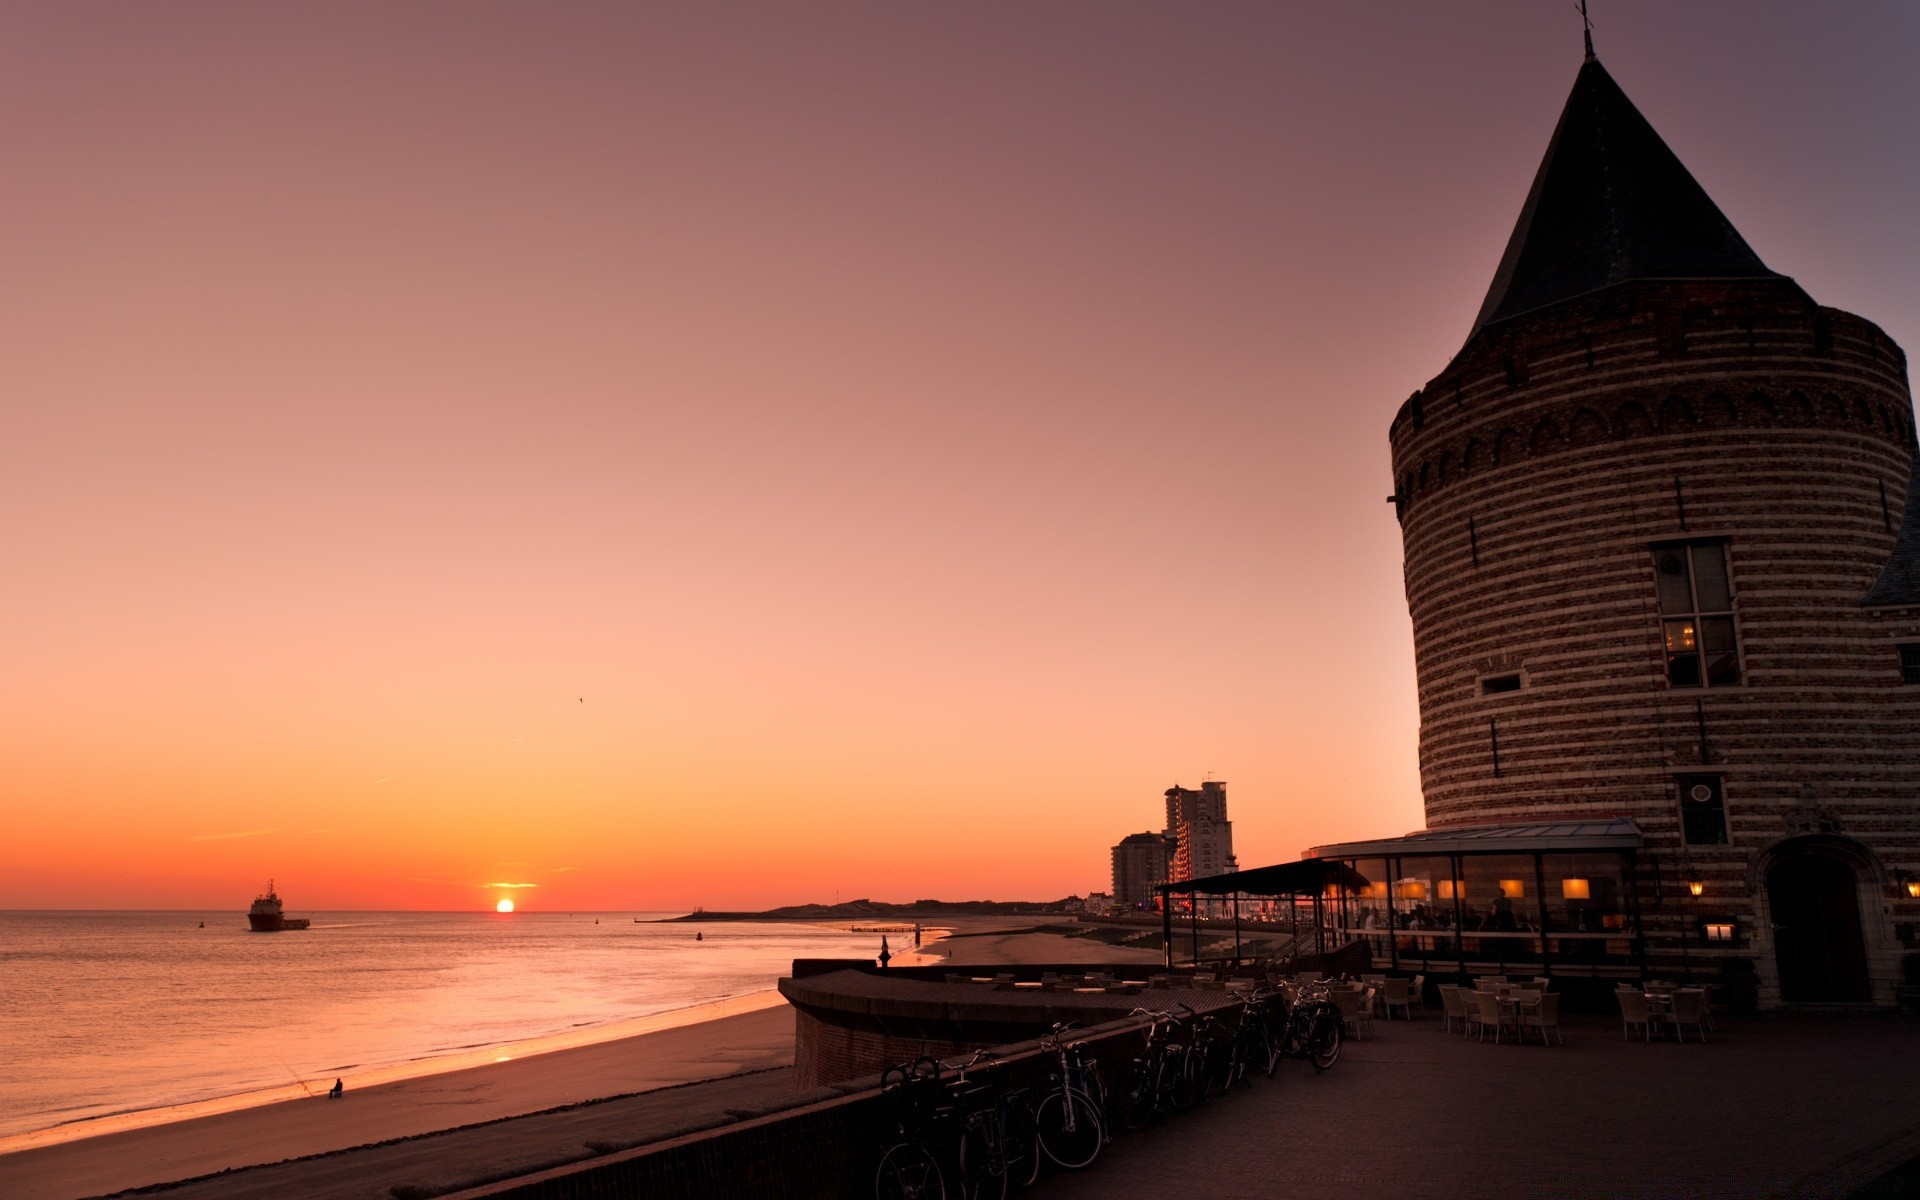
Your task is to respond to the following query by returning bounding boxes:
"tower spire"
[1580,0,1595,61]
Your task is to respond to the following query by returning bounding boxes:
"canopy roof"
[1306,818,1644,861]
[1157,858,1371,897]
[1469,57,1777,337]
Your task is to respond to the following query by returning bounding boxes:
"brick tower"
[1389,52,1920,1004]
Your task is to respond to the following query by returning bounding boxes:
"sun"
[496,898,514,913]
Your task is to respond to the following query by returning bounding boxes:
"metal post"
[1628,852,1648,982]
[1385,857,1400,971]
[1451,853,1467,979]
[1534,852,1551,972]
[1161,888,1173,971]
[1233,893,1241,968]
[1190,894,1199,967]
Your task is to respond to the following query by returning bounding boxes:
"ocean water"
[0,910,885,1140]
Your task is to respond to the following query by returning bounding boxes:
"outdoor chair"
[1409,973,1427,1015]
[1438,984,1469,1034]
[1382,977,1413,1020]
[1532,977,1553,990]
[1331,986,1374,1038]
[1473,977,1503,992]
[1040,972,1062,985]
[993,973,1014,984]
[1520,992,1563,1045]
[1190,971,1217,984]
[1147,974,1171,989]
[1616,988,1654,1041]
[1469,989,1509,1042]
[1668,989,1710,1042]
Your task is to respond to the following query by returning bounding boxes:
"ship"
[247,881,311,932]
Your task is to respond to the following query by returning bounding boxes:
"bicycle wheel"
[1309,1015,1342,1072]
[1002,1100,1042,1188]
[1170,1046,1206,1112]
[1115,1062,1156,1133]
[955,1122,1007,1200]
[876,1140,947,1200]
[1033,1088,1103,1170]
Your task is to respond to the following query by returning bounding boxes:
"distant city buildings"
[1107,780,1239,912]
[1165,782,1238,884]
[1110,832,1173,910]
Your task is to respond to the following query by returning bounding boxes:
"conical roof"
[1470,56,1779,335]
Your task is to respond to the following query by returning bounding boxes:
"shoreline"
[0,921,1154,1200]
[0,999,803,1200]
[0,912,893,1151]
[0,989,790,1157]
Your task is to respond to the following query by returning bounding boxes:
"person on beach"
[329,1078,344,1099]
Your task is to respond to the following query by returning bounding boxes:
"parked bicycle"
[1279,980,1344,1071]
[1031,1025,1105,1170]
[1112,1008,1189,1133]
[873,1050,1040,1200]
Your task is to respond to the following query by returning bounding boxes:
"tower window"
[1480,673,1523,695]
[1677,775,1728,845]
[1900,643,1920,686]
[1653,541,1740,687]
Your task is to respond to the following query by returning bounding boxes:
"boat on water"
[247,881,311,932]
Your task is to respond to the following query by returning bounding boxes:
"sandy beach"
[0,918,1133,1200]
[0,995,796,1200]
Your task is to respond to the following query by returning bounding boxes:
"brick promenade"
[1040,1010,1920,1199]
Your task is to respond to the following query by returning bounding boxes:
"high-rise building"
[1165,782,1238,884]
[1309,48,1919,1007]
[1110,832,1173,910]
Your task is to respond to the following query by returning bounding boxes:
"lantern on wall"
[1687,879,1706,897]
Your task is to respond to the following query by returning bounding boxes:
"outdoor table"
[1636,990,1678,1039]
[1492,993,1536,1040]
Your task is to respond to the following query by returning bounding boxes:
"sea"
[0,910,887,1141]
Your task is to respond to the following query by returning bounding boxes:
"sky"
[3,2,1917,912]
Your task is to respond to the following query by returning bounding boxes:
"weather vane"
[1579,0,1595,60]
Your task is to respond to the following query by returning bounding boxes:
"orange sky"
[3,3,1917,910]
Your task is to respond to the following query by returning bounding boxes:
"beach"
[0,918,1131,1200]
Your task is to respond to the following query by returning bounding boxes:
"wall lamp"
[1896,868,1920,899]
[1687,879,1705,897]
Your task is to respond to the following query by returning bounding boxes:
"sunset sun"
[495,899,514,913]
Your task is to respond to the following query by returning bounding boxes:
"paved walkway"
[1040,1010,1920,1199]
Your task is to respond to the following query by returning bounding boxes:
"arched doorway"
[1766,854,1869,1003]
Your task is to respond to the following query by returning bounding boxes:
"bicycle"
[1280,980,1344,1071]
[874,1057,952,1200]
[1030,1025,1105,1170]
[1112,1008,1187,1133]
[948,1050,1039,1198]
[1227,987,1285,1082]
